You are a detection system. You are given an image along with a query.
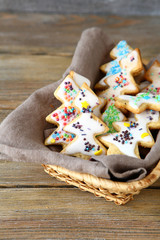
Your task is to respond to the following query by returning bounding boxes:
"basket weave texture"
[43,159,160,205]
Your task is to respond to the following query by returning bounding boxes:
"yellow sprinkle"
[124,122,130,127]
[141,132,149,139]
[94,149,103,156]
[51,138,56,144]
[81,101,89,109]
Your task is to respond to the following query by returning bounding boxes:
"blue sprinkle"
[143,96,150,100]
[156,95,160,101]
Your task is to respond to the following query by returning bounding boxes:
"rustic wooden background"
[0,0,160,16]
[0,3,160,239]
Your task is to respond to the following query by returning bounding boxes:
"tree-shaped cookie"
[101,104,126,133]
[45,72,90,146]
[61,83,108,159]
[115,60,160,113]
[143,60,160,94]
[115,93,160,114]
[98,49,143,132]
[95,40,133,90]
[98,109,159,158]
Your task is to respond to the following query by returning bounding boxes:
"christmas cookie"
[61,83,108,160]
[45,72,90,146]
[54,72,90,104]
[143,60,160,94]
[115,92,160,114]
[95,40,133,90]
[116,60,160,113]
[99,49,142,98]
[98,109,159,158]
[97,49,143,132]
[101,104,126,133]
[115,61,160,114]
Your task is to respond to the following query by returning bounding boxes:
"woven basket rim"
[44,159,160,194]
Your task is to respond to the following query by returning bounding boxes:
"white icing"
[46,72,90,146]
[100,120,153,158]
[63,113,107,156]
[143,64,160,93]
[55,75,79,104]
[104,70,138,100]
[117,61,160,112]
[61,83,108,156]
[134,109,159,123]
[99,52,141,133]
[118,93,160,110]
[46,81,106,146]
[74,84,101,112]
[55,72,91,104]
[45,105,78,145]
[45,129,74,145]
[120,49,139,72]
[97,40,132,88]
[71,71,91,87]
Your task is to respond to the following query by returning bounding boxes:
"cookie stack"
[45,40,160,160]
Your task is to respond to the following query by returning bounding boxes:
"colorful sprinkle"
[124,123,130,127]
[102,104,121,133]
[81,101,89,109]
[94,149,103,156]
[141,132,149,139]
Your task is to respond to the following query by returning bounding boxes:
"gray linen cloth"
[0,27,160,182]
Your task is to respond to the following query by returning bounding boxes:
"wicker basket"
[43,159,160,205]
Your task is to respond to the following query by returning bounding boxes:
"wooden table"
[0,13,160,239]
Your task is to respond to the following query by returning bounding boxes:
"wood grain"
[0,13,159,59]
[0,0,160,16]
[0,55,71,109]
[0,161,68,187]
[0,160,159,188]
[0,188,160,239]
[0,109,12,121]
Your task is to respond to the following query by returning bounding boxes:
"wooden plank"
[0,160,159,188]
[0,188,159,239]
[0,13,159,59]
[0,161,68,187]
[0,109,12,121]
[0,0,160,16]
[0,55,71,109]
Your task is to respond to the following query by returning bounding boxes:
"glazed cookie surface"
[95,40,133,90]
[98,49,143,132]
[115,60,160,114]
[45,72,90,146]
[61,83,108,159]
[143,60,160,94]
[115,92,160,114]
[98,109,159,158]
